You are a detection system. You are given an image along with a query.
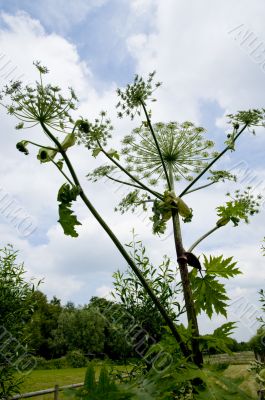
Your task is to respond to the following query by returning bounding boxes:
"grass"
[20,368,87,400]
[19,364,131,400]
[223,364,257,399]
[18,363,258,400]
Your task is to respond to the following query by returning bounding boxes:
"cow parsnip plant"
[1,62,265,391]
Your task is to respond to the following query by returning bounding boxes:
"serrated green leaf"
[203,255,241,278]
[57,183,80,203]
[191,274,229,318]
[57,183,81,237]
[199,322,236,354]
[58,203,81,237]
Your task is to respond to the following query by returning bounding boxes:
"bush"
[66,350,87,368]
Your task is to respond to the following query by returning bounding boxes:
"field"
[19,363,259,400]
[19,365,132,400]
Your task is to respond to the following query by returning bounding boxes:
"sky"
[0,0,265,341]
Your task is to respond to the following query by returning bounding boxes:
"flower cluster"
[1,61,77,133]
[116,71,161,119]
[76,112,113,149]
[120,121,217,185]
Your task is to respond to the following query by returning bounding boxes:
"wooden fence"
[11,383,83,400]
[204,351,255,365]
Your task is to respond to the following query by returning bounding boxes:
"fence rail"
[11,383,83,400]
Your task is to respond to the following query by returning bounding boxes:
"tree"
[0,245,37,398]
[24,291,62,359]
[53,307,106,355]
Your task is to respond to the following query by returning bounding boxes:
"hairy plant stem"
[169,165,203,367]
[40,122,190,358]
[180,123,248,197]
[188,226,220,253]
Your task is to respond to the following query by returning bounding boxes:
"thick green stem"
[169,166,203,366]
[180,124,248,197]
[188,226,220,253]
[40,122,190,358]
[141,101,171,190]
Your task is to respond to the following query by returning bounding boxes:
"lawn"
[18,364,258,400]
[19,364,132,400]
[20,368,87,400]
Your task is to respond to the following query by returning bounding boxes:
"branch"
[97,142,163,200]
[49,157,74,186]
[184,181,215,195]
[141,100,171,190]
[105,174,145,190]
[188,226,220,253]
[179,123,248,197]
[27,141,57,151]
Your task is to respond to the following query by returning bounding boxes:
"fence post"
[258,389,265,400]
[54,384,59,400]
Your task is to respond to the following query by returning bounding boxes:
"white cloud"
[0,6,265,342]
[127,0,265,122]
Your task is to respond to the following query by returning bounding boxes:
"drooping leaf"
[57,183,81,237]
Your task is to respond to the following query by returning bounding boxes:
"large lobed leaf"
[57,183,81,237]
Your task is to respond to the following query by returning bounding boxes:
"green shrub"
[66,350,87,368]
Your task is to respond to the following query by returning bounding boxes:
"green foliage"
[248,360,265,392]
[248,327,265,362]
[66,350,87,368]
[191,255,241,318]
[216,188,261,227]
[53,307,106,355]
[0,245,37,398]
[76,363,123,400]
[199,323,236,354]
[84,362,96,390]
[113,237,182,341]
[24,292,63,359]
[57,183,81,237]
